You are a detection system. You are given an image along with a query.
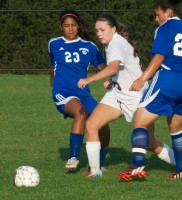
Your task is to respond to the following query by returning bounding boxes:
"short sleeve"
[150,25,169,56]
[107,40,125,64]
[48,40,55,67]
[90,44,106,68]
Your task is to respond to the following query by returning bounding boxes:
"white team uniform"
[100,33,148,122]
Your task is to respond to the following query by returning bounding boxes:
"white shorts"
[100,89,141,122]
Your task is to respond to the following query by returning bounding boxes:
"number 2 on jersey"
[174,33,182,57]
[65,52,80,63]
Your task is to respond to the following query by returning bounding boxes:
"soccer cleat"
[117,165,147,181]
[100,166,107,172]
[84,166,106,176]
[167,171,182,179]
[65,157,79,170]
[85,170,102,177]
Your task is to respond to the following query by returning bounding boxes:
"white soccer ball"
[13,166,40,187]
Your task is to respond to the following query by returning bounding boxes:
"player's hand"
[104,80,112,89]
[78,78,91,89]
[129,78,145,91]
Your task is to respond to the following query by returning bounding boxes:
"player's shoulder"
[160,17,181,29]
[168,17,182,29]
[156,17,181,37]
[114,33,127,43]
[79,37,98,48]
[48,36,63,45]
[110,33,127,49]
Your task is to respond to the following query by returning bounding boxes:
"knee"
[85,118,95,133]
[86,118,102,139]
[75,107,88,122]
[168,116,182,133]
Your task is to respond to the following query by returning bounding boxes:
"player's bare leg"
[64,98,87,171]
[85,103,122,177]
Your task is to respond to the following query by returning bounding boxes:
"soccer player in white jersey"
[78,13,175,177]
[118,0,182,181]
[48,10,110,171]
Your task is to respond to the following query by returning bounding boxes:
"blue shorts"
[52,90,98,118]
[139,69,182,117]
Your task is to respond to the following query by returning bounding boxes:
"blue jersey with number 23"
[48,37,105,97]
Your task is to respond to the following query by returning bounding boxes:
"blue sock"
[131,128,149,166]
[171,131,182,172]
[100,147,108,168]
[69,133,84,159]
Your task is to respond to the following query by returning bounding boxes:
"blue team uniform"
[139,17,182,116]
[48,36,105,117]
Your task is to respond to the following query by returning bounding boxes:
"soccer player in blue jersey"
[118,0,182,180]
[48,10,110,171]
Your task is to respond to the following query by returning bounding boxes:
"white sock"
[157,143,175,165]
[86,141,101,173]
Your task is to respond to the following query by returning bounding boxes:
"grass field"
[0,74,181,200]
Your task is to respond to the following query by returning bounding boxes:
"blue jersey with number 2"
[151,17,182,71]
[139,17,182,116]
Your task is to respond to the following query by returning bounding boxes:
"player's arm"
[78,60,120,89]
[97,63,106,71]
[98,63,113,89]
[130,54,164,91]
[50,65,54,86]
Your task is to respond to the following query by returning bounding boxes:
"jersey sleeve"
[89,43,106,68]
[108,40,125,64]
[150,24,169,56]
[48,40,55,67]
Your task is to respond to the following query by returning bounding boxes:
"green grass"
[0,74,181,200]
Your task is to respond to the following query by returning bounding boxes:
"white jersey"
[105,33,148,104]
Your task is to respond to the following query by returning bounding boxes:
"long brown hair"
[96,14,138,57]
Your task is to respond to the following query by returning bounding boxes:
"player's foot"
[65,157,79,170]
[84,166,106,175]
[167,171,182,179]
[100,166,107,172]
[85,170,102,177]
[117,165,147,181]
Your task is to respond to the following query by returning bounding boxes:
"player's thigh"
[87,103,122,130]
[65,98,87,118]
[167,114,182,132]
[133,107,160,128]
